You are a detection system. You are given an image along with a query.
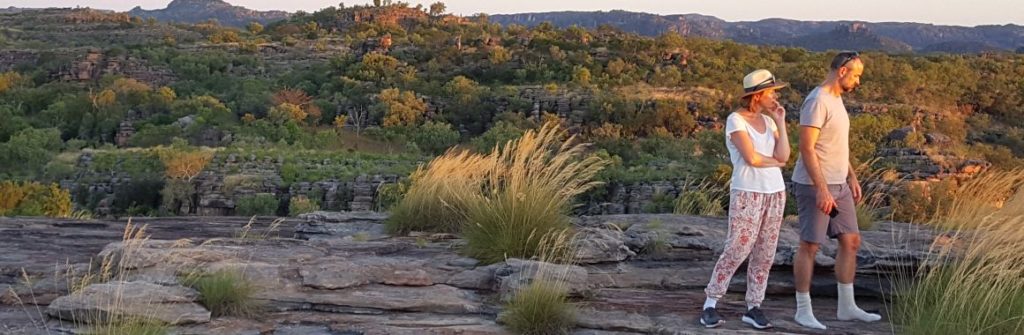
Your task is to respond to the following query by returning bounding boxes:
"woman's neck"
[740,106,761,116]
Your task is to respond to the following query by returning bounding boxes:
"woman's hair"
[739,91,762,111]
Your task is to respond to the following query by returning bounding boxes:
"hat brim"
[742,82,788,97]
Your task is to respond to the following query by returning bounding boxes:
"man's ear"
[837,66,849,78]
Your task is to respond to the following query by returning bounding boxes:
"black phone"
[829,207,839,218]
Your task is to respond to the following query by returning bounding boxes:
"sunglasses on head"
[832,51,860,70]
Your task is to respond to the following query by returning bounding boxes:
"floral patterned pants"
[704,189,786,306]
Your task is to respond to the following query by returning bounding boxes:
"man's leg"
[834,233,860,284]
[831,185,882,322]
[792,184,827,329]
[793,241,826,329]
[794,241,819,293]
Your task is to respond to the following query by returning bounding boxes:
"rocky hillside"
[491,10,1024,53]
[128,0,290,27]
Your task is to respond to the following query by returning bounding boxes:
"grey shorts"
[792,183,859,244]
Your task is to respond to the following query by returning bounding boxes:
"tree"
[410,121,459,155]
[572,66,592,86]
[160,148,214,182]
[429,2,446,16]
[171,95,234,126]
[0,72,25,94]
[247,21,263,35]
[374,88,427,128]
[488,46,511,65]
[268,103,307,124]
[0,128,63,179]
[159,146,214,215]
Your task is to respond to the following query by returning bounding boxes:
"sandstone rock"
[446,265,498,290]
[494,259,590,301]
[575,308,655,333]
[46,281,209,325]
[299,257,438,289]
[269,284,483,314]
[295,211,388,240]
[573,227,636,264]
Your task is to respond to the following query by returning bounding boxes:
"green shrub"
[0,181,73,217]
[235,193,279,216]
[180,270,262,318]
[409,121,460,155]
[470,120,527,153]
[112,177,164,215]
[288,195,319,216]
[373,180,407,212]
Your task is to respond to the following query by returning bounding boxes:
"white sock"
[747,303,757,311]
[837,283,882,322]
[794,292,827,329]
[703,297,718,309]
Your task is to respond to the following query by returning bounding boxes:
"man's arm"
[799,126,837,214]
[848,162,862,203]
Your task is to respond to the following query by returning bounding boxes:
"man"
[790,51,880,330]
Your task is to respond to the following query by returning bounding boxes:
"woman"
[699,69,790,330]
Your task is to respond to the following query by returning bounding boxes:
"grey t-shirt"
[792,87,850,185]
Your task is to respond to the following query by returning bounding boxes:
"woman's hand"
[767,101,786,121]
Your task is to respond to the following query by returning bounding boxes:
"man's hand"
[817,188,837,215]
[849,179,862,204]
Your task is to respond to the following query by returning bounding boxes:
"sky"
[5,0,1023,27]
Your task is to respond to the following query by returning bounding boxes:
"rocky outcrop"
[57,49,176,86]
[47,281,210,325]
[1,213,942,334]
[876,147,990,181]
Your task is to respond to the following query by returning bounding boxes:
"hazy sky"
[6,0,1023,27]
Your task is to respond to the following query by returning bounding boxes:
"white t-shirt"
[725,112,786,193]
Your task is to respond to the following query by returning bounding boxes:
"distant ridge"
[491,10,1024,53]
[128,0,290,27]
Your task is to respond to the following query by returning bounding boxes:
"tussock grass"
[86,318,170,335]
[927,169,1024,229]
[180,269,262,318]
[894,169,1024,334]
[500,231,580,335]
[673,178,728,216]
[235,216,283,240]
[458,122,608,264]
[387,121,608,266]
[385,149,495,234]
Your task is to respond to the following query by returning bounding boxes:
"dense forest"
[1,2,1023,217]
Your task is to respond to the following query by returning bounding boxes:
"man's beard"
[842,83,859,92]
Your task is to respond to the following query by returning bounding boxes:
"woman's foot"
[700,307,723,328]
[742,307,774,329]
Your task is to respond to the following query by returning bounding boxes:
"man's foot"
[742,307,774,329]
[837,283,882,322]
[794,310,827,330]
[837,306,882,322]
[700,307,723,328]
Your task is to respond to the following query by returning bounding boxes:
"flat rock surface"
[1,213,940,334]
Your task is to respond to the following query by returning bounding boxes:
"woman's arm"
[731,130,787,168]
[769,108,791,163]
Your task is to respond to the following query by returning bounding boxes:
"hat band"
[744,76,776,93]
